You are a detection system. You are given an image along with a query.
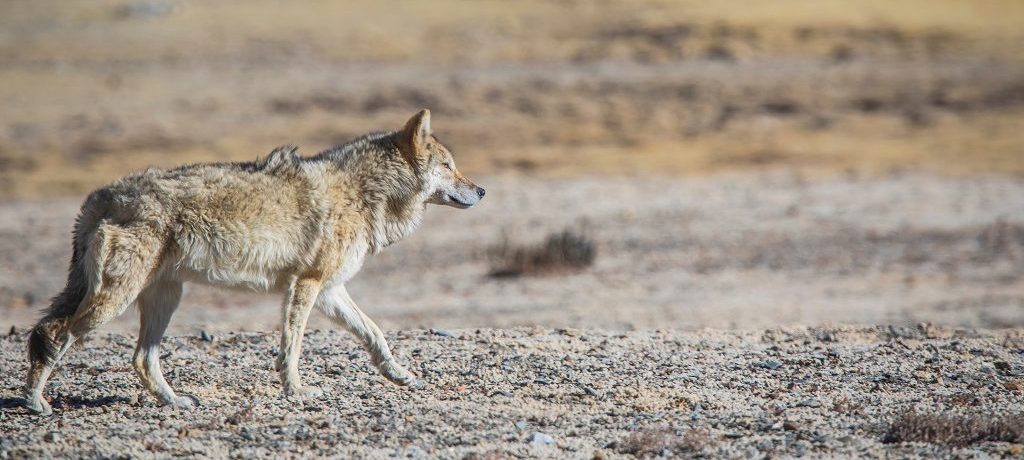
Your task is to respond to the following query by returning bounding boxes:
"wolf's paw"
[163,394,202,409]
[380,360,418,387]
[284,385,324,400]
[25,397,52,416]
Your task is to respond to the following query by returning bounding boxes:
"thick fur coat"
[25,110,484,415]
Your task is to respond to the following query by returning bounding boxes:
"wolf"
[24,110,484,415]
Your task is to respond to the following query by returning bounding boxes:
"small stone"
[527,432,555,447]
[783,420,799,431]
[515,420,528,431]
[796,399,821,408]
[429,328,456,338]
[44,431,61,443]
[200,330,214,342]
[756,360,784,370]
[912,370,935,381]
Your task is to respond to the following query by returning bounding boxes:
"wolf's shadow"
[0,395,131,412]
[0,397,25,410]
[53,395,132,409]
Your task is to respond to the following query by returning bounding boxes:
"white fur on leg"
[316,284,420,386]
[135,280,194,408]
[277,278,321,398]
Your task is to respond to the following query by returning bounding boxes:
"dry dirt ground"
[2,172,1023,335]
[1,326,1023,458]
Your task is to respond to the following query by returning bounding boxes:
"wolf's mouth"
[448,195,474,208]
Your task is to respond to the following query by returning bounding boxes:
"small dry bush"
[488,228,596,278]
[616,426,712,457]
[884,410,1024,447]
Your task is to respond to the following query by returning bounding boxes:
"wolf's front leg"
[276,277,324,398]
[315,285,419,386]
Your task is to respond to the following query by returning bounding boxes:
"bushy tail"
[28,236,88,366]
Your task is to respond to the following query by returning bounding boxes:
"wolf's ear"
[402,109,431,156]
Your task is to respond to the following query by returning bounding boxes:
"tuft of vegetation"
[884,410,1024,447]
[615,426,712,457]
[488,228,596,278]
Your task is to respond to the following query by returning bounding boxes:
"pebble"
[429,328,456,338]
[527,432,555,447]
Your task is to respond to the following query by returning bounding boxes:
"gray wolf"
[24,110,484,415]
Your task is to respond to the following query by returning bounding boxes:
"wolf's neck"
[348,166,430,253]
[317,132,429,253]
[362,192,428,253]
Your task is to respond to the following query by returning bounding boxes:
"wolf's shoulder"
[255,145,302,174]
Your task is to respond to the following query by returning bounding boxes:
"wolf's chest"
[325,236,370,287]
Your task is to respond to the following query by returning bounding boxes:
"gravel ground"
[1,326,1022,458]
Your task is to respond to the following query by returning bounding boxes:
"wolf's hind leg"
[316,285,418,386]
[25,331,77,415]
[26,225,159,415]
[276,277,323,398]
[133,280,195,408]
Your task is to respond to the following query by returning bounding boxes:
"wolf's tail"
[28,227,89,366]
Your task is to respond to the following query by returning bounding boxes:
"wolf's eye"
[443,162,454,171]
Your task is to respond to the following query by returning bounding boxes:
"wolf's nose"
[476,187,486,198]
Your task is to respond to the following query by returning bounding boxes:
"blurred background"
[1,0,1022,333]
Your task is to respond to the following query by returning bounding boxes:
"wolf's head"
[398,110,485,209]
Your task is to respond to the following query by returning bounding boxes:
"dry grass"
[884,410,1024,447]
[1,0,1023,199]
[488,229,596,278]
[615,426,713,457]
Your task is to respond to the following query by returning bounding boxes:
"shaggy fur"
[24,110,484,415]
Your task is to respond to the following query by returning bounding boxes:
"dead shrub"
[616,426,712,457]
[488,228,596,278]
[884,410,1024,447]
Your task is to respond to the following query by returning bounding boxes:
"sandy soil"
[2,172,1022,335]
[1,326,1022,458]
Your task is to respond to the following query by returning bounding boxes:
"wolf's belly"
[167,227,313,292]
[174,267,291,293]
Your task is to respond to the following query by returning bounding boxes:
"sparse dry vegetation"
[884,410,1024,447]
[488,228,596,278]
[615,426,713,457]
